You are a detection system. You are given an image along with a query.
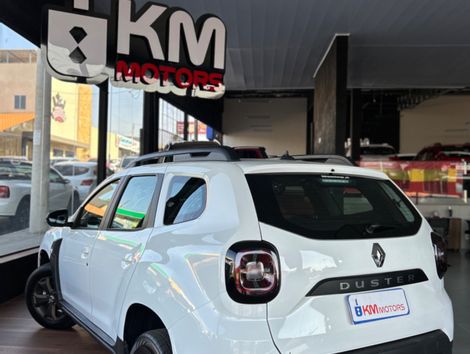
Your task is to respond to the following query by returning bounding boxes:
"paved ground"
[0,253,467,353]
[445,251,470,353]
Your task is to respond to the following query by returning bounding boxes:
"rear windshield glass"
[56,165,91,176]
[0,162,32,180]
[55,165,73,176]
[246,174,421,239]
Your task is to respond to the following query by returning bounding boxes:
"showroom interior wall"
[400,95,470,153]
[223,97,307,156]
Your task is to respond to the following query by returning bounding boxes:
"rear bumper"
[342,330,452,354]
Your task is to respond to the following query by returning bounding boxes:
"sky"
[0,23,143,137]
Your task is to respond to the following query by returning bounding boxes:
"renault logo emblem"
[371,243,386,268]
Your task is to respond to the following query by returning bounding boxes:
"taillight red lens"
[0,186,10,198]
[80,179,94,186]
[431,232,447,279]
[226,242,280,303]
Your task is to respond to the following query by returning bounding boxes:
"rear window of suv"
[246,174,421,239]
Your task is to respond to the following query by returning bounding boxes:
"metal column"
[30,51,51,233]
[97,81,108,184]
[349,89,362,161]
[313,35,349,155]
[142,92,160,154]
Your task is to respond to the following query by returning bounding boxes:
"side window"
[164,176,206,225]
[78,180,119,229]
[49,169,63,183]
[110,176,158,230]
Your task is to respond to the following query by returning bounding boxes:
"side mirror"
[63,178,71,184]
[47,209,70,227]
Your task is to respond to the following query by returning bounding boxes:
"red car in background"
[233,146,268,159]
[415,143,470,161]
[406,143,470,198]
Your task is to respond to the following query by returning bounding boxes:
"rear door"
[246,173,443,353]
[89,174,161,339]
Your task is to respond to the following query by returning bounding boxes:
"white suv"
[25,147,453,354]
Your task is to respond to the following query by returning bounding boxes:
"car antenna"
[280,151,295,160]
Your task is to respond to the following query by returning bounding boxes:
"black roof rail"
[127,146,240,168]
[287,154,357,166]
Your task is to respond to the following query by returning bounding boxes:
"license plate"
[347,288,410,324]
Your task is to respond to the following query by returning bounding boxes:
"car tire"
[130,329,172,354]
[13,197,30,230]
[25,263,75,330]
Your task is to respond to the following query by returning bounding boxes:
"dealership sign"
[42,0,226,99]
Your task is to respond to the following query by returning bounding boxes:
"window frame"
[14,95,26,110]
[163,175,208,226]
[72,178,122,230]
[102,173,163,232]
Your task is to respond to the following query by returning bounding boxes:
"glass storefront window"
[159,98,185,149]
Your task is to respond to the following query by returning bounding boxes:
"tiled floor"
[445,251,470,354]
[0,252,468,353]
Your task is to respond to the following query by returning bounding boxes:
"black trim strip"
[307,269,428,296]
[341,330,451,354]
[60,300,116,351]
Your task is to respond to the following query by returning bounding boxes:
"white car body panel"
[260,222,453,353]
[59,226,99,317]
[0,180,31,216]
[35,160,453,353]
[0,178,73,217]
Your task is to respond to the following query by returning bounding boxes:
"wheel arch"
[122,303,169,350]
[39,250,50,266]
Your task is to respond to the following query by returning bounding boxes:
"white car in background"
[50,157,79,166]
[26,147,453,354]
[0,159,78,228]
[54,162,97,202]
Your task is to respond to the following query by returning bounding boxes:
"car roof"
[54,161,97,167]
[123,159,388,180]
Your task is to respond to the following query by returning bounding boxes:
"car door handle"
[121,253,135,269]
[81,247,90,259]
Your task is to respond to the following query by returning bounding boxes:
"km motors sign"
[42,0,227,99]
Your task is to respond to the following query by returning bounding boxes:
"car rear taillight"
[431,232,447,279]
[225,242,280,303]
[80,179,94,186]
[0,186,10,198]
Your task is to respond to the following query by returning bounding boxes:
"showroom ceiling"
[3,0,470,91]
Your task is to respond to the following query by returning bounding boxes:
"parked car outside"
[119,155,138,170]
[54,162,97,202]
[50,157,79,166]
[0,159,78,228]
[26,147,452,354]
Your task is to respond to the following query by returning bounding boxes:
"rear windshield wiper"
[364,224,397,235]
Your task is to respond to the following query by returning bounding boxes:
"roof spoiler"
[285,154,356,166]
[127,146,240,168]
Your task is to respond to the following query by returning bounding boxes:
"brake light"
[431,232,447,279]
[80,179,94,186]
[225,242,280,303]
[0,186,10,198]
